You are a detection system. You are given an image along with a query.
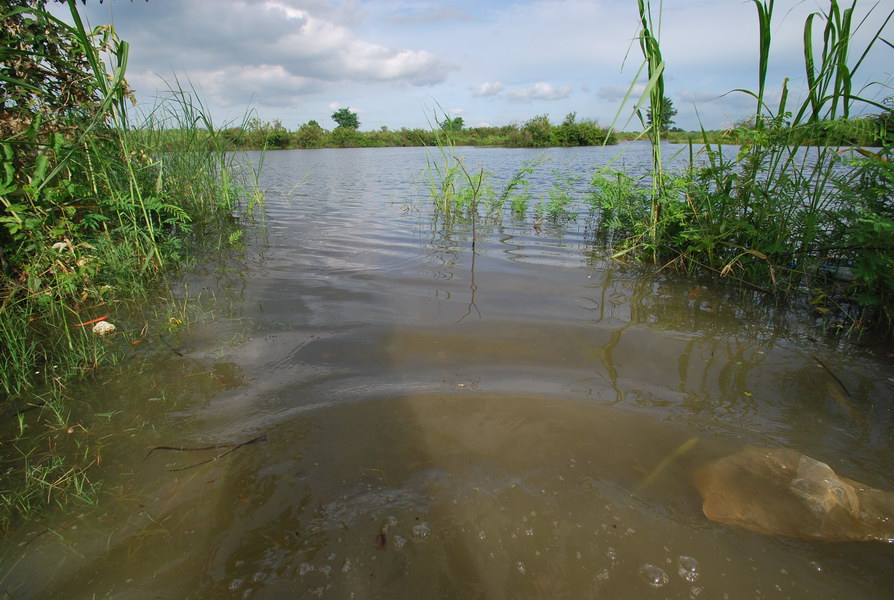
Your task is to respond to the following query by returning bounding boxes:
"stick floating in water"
[73,315,109,327]
[146,434,268,471]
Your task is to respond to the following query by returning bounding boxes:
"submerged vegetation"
[0,1,258,527]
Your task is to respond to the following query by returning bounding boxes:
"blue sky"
[67,0,893,131]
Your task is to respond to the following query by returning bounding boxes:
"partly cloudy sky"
[63,0,893,131]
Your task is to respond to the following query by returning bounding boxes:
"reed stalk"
[635,0,667,258]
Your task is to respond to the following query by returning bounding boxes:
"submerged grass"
[0,1,260,528]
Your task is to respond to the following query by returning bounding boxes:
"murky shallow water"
[2,143,894,598]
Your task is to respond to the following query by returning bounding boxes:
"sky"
[62,0,894,131]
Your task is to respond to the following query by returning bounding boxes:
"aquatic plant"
[423,117,550,229]
[537,171,580,224]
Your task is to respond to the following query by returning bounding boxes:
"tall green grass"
[1,2,257,397]
[594,0,894,332]
[421,113,556,233]
[1,1,259,527]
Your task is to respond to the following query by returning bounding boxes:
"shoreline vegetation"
[1,1,259,527]
[221,112,618,150]
[216,113,888,151]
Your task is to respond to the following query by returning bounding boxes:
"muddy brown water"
[2,143,893,598]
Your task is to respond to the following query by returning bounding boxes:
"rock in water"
[693,446,894,542]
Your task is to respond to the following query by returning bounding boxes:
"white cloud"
[327,101,360,113]
[78,0,454,110]
[387,7,473,25]
[506,82,572,102]
[449,107,464,115]
[335,44,453,85]
[471,81,505,97]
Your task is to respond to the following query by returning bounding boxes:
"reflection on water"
[1,143,893,598]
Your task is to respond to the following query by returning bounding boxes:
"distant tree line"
[220,110,617,150]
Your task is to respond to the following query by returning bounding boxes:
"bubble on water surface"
[596,568,610,581]
[392,534,407,549]
[678,555,700,582]
[516,561,526,575]
[341,559,352,573]
[229,578,243,591]
[478,529,487,540]
[412,522,431,539]
[640,563,669,588]
[298,563,315,576]
[387,515,398,528]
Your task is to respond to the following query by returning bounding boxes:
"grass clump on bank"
[614,113,891,147]
[1,1,258,527]
[596,0,894,334]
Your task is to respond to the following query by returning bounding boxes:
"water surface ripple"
[2,143,893,599]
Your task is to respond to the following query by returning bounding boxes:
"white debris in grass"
[93,321,116,335]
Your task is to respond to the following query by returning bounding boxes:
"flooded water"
[2,142,894,599]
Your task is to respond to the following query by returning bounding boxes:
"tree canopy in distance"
[331,107,360,129]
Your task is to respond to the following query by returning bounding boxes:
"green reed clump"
[535,171,580,224]
[423,118,551,231]
[598,0,894,332]
[502,157,547,218]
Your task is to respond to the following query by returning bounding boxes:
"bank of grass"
[1,2,259,527]
[614,114,891,147]
[594,0,894,334]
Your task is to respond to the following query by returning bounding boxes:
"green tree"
[295,120,326,148]
[440,115,464,131]
[521,114,556,147]
[555,112,607,146]
[646,97,678,131]
[331,107,359,129]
